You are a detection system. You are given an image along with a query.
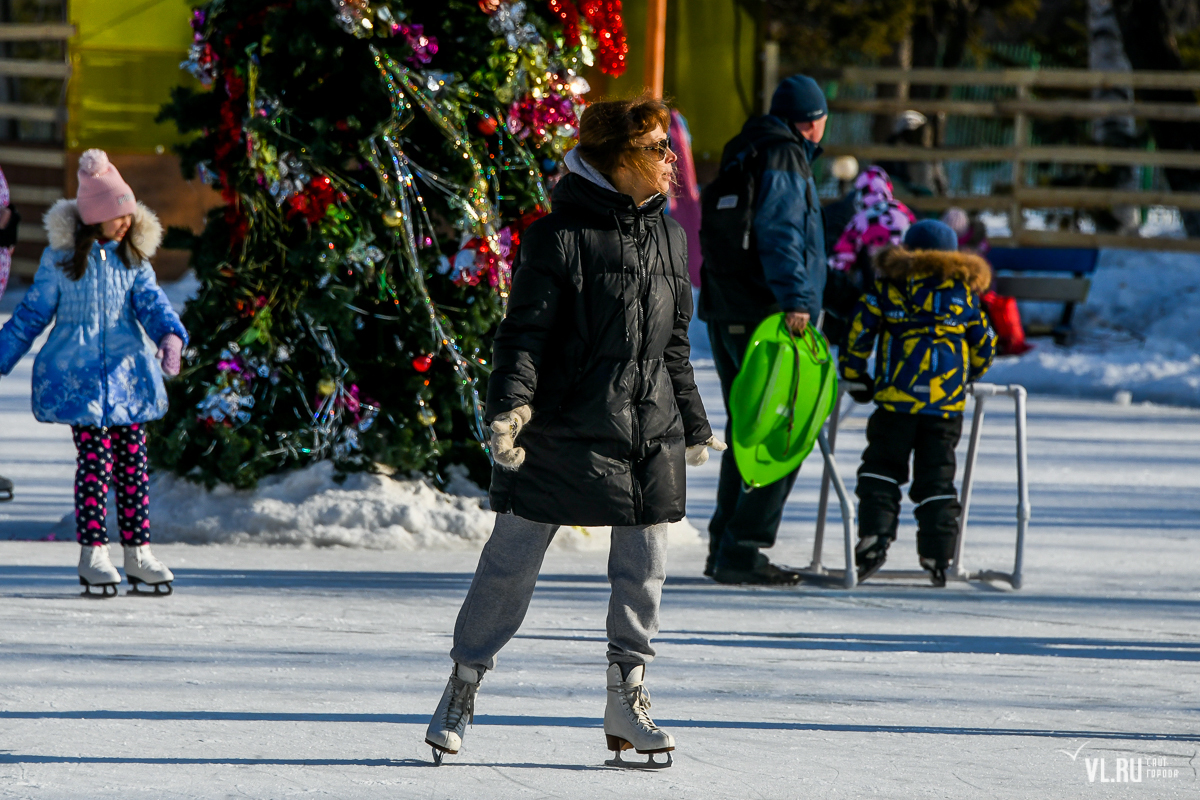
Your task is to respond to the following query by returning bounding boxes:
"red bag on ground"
[981,291,1034,356]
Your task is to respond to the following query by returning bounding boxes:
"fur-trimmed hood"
[43,198,162,259]
[876,246,992,294]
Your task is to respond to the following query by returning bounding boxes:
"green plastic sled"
[729,314,839,488]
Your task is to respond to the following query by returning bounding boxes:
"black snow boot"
[712,553,802,586]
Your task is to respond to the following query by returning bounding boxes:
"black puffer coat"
[486,171,713,526]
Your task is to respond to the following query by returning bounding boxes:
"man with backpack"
[698,75,829,585]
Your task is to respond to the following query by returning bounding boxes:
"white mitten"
[490,405,533,470]
[686,435,728,467]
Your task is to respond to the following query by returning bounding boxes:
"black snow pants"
[706,319,801,572]
[856,408,964,566]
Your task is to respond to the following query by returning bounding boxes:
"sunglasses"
[640,136,674,161]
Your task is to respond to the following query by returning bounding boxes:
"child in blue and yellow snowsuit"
[840,220,997,586]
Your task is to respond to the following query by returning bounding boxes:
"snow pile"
[71,461,703,550]
[986,249,1200,406]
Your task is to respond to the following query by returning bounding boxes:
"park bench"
[986,247,1098,344]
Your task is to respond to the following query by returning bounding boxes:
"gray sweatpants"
[449,513,669,674]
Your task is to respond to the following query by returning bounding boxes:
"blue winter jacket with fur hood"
[0,199,188,427]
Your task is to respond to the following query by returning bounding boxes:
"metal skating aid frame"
[801,382,1030,589]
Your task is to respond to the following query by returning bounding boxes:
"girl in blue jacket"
[0,150,188,596]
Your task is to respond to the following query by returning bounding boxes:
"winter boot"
[855,535,891,582]
[123,544,174,595]
[425,663,482,765]
[603,663,674,769]
[712,553,802,586]
[79,544,121,597]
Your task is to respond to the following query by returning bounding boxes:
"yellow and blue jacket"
[840,247,997,417]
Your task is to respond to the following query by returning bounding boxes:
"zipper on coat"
[629,215,648,521]
[99,246,109,428]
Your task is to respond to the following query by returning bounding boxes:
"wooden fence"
[0,22,73,276]
[815,67,1200,252]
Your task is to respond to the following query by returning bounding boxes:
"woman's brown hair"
[61,215,146,281]
[575,95,673,189]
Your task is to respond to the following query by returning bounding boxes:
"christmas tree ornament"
[382,207,406,227]
[412,354,434,373]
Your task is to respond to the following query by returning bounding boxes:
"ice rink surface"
[3,345,1200,796]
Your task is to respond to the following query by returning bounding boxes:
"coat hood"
[44,198,163,259]
[551,171,667,223]
[721,114,821,170]
[855,165,896,210]
[876,246,992,294]
[564,147,619,193]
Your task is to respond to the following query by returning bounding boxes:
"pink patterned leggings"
[72,424,150,546]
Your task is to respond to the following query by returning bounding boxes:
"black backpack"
[699,135,794,278]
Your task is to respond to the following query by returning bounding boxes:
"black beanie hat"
[769,75,828,123]
[903,219,960,252]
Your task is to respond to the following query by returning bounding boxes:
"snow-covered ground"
[2,277,1200,797]
[988,249,1200,407]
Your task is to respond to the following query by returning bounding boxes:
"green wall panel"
[599,0,757,165]
[68,0,196,153]
[72,0,194,50]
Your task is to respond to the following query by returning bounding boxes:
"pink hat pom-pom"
[78,149,111,178]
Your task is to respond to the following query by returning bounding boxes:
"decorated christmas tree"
[153,0,627,488]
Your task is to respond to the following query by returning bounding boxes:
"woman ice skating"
[0,149,187,597]
[0,164,21,502]
[424,97,721,769]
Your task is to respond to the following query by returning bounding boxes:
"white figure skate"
[603,663,674,769]
[79,544,121,598]
[123,544,174,596]
[425,663,481,765]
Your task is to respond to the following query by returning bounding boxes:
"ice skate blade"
[426,739,457,766]
[856,556,888,583]
[79,577,118,598]
[605,750,673,770]
[126,577,173,596]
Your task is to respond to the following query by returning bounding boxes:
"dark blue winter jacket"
[699,114,826,322]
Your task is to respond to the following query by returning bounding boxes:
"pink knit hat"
[76,149,135,225]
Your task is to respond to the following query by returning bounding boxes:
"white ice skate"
[425,663,481,765]
[603,663,674,769]
[123,544,174,596]
[79,544,121,598]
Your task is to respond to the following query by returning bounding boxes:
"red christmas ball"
[412,354,433,373]
[477,117,498,136]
